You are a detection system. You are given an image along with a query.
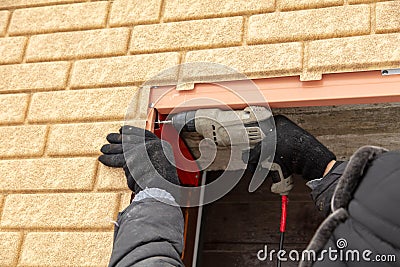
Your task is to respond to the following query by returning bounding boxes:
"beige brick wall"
[0,0,399,266]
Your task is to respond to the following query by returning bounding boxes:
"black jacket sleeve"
[310,161,348,216]
[302,148,400,267]
[108,198,184,267]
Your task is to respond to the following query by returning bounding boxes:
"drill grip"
[171,111,196,132]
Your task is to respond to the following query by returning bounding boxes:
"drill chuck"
[170,110,196,132]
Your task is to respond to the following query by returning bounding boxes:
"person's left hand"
[98,125,180,194]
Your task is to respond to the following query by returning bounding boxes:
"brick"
[20,232,113,266]
[306,33,400,74]
[28,87,138,123]
[0,0,85,9]
[0,62,70,93]
[185,43,302,79]
[0,37,26,64]
[249,5,370,43]
[279,0,343,11]
[97,164,129,190]
[130,17,243,53]
[27,28,130,62]
[0,158,96,191]
[48,122,121,156]
[110,0,161,26]
[120,191,132,210]
[9,2,108,35]
[48,120,146,156]
[0,125,47,158]
[71,53,180,88]
[0,232,21,266]
[1,193,119,228]
[0,11,10,37]
[0,93,29,124]
[164,0,274,21]
[376,1,400,33]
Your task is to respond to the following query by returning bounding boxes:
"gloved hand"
[98,125,180,194]
[247,115,336,180]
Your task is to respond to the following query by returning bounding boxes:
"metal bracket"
[269,163,294,196]
[176,82,195,91]
[381,68,400,76]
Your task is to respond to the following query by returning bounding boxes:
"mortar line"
[9,52,134,64]
[105,0,112,28]
[159,0,167,23]
[45,154,101,159]
[25,50,133,63]
[0,188,130,194]
[0,154,91,160]
[242,16,249,46]
[109,20,164,29]
[301,41,308,78]
[22,93,32,125]
[125,27,133,56]
[15,231,26,267]
[10,25,106,37]
[0,83,142,94]
[171,53,184,97]
[115,192,123,219]
[150,10,277,24]
[179,51,187,65]
[41,126,51,158]
[65,61,75,90]
[3,118,129,128]
[20,35,30,64]
[98,188,133,193]
[0,227,116,232]
[129,42,244,55]
[370,3,376,34]
[0,194,6,221]
[10,26,129,38]
[3,119,133,129]
[0,1,89,11]
[4,10,13,37]
[92,160,101,192]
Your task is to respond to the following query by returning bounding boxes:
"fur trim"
[331,145,387,212]
[299,208,348,267]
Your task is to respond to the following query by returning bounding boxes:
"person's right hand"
[247,115,336,181]
[98,125,180,194]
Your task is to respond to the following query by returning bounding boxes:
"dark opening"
[195,170,324,267]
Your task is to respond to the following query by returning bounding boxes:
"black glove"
[247,115,336,180]
[98,125,180,194]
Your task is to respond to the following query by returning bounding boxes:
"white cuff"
[133,187,177,205]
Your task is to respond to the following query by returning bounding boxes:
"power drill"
[159,106,293,193]
[160,106,271,149]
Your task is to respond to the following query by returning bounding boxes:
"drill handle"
[269,163,294,196]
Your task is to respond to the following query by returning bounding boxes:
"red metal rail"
[149,70,400,114]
